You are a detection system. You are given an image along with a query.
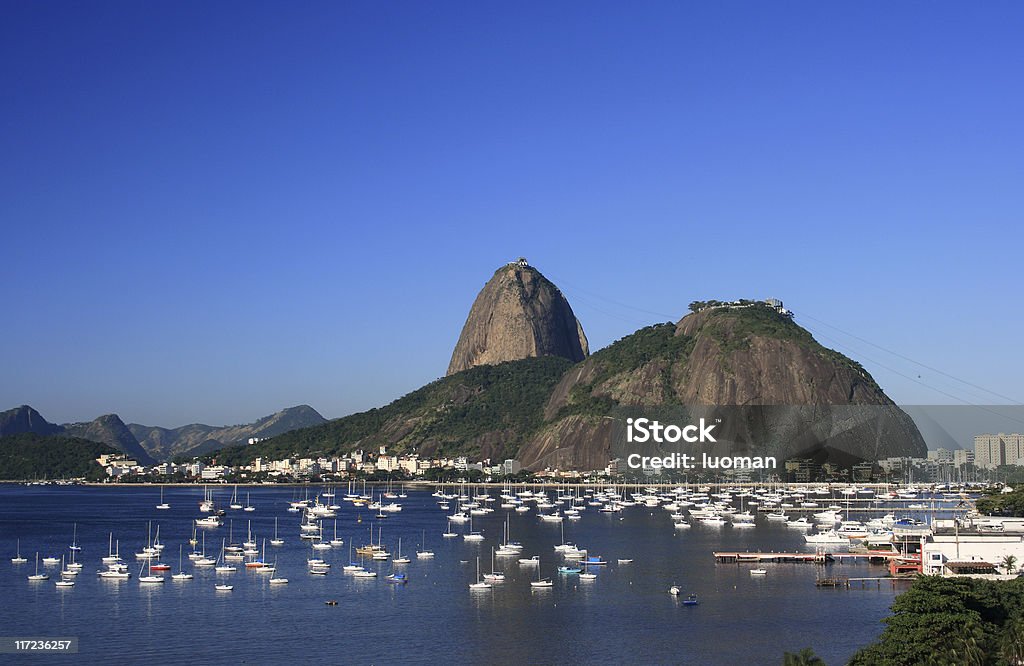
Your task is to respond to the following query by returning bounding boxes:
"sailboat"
[312,523,332,550]
[138,557,164,584]
[244,492,255,512]
[11,539,27,564]
[156,486,170,510]
[229,485,243,510]
[530,559,552,588]
[495,519,520,555]
[482,547,505,581]
[463,516,484,541]
[416,530,434,558]
[194,533,216,566]
[69,523,81,551]
[28,553,49,581]
[215,539,237,573]
[102,534,123,564]
[270,517,284,546]
[442,519,457,538]
[371,527,390,559]
[343,544,364,573]
[245,539,266,568]
[269,559,288,584]
[172,545,193,580]
[55,555,75,587]
[64,547,82,574]
[351,557,376,578]
[579,561,597,580]
[330,520,343,546]
[393,538,411,565]
[468,556,492,590]
[243,521,257,549]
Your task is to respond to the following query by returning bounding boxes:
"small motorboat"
[750,569,767,576]
[682,594,699,606]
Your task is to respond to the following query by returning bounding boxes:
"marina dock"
[713,551,901,563]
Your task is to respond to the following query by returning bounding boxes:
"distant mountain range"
[0,404,325,464]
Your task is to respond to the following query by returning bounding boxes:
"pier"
[713,551,901,564]
[815,577,916,589]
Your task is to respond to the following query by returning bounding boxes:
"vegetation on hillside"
[700,304,882,393]
[215,356,574,465]
[0,433,114,480]
[849,576,1024,665]
[976,486,1024,516]
[555,323,692,417]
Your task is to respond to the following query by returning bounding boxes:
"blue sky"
[2,2,1022,426]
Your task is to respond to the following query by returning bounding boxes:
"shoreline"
[0,480,984,490]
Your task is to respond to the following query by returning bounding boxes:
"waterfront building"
[975,433,1024,469]
[954,449,975,467]
[922,530,1024,578]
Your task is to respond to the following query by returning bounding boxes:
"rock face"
[0,405,62,437]
[447,260,589,376]
[518,303,927,470]
[63,414,155,465]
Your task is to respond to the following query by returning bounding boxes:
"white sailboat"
[28,553,49,581]
[330,520,343,547]
[269,559,288,584]
[463,516,484,541]
[482,547,504,582]
[530,559,552,588]
[270,517,284,546]
[215,538,237,573]
[468,556,492,590]
[172,545,193,580]
[55,555,75,587]
[244,491,255,512]
[194,533,216,566]
[11,538,27,564]
[393,537,411,565]
[156,486,170,510]
[442,519,457,538]
[416,530,434,558]
[343,544,364,573]
[229,485,243,510]
[102,534,124,564]
[69,523,81,552]
[138,557,164,584]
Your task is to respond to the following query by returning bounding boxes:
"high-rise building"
[953,449,975,467]
[974,434,1024,469]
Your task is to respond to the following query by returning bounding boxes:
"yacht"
[804,530,849,545]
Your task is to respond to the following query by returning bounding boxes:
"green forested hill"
[215,356,574,465]
[0,433,116,480]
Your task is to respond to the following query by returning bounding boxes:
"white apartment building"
[975,433,1024,469]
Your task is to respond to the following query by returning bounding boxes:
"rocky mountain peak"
[447,259,589,376]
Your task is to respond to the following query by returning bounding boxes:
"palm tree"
[782,647,825,666]
[1002,615,1024,665]
[1002,554,1018,575]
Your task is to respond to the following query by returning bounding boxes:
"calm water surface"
[0,486,902,665]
